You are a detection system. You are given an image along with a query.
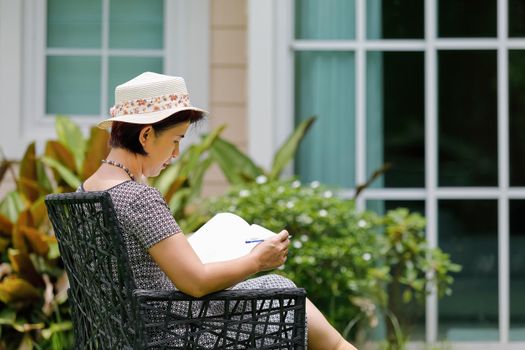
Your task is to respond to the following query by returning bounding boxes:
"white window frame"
[0,0,24,160]
[248,0,525,348]
[0,0,209,159]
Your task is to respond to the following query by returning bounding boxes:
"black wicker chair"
[45,191,306,349]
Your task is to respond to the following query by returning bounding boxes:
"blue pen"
[245,239,264,244]
[245,235,292,244]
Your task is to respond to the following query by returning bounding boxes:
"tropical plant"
[41,116,110,192]
[0,117,110,349]
[209,116,316,185]
[0,146,73,349]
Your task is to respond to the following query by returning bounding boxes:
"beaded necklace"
[101,159,136,181]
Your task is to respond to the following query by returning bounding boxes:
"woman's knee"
[261,274,297,288]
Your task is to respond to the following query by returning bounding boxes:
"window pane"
[367,200,424,216]
[367,52,424,188]
[366,0,424,39]
[509,0,525,37]
[295,51,355,188]
[367,200,426,341]
[510,200,525,341]
[438,0,496,38]
[108,57,163,108]
[47,0,102,48]
[46,56,101,115]
[438,200,498,341]
[438,51,497,187]
[295,0,355,40]
[509,50,525,186]
[109,0,163,49]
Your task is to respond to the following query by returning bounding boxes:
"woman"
[81,72,357,350]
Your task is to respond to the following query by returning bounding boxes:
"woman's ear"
[139,125,153,147]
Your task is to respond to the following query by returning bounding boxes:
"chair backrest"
[45,191,142,349]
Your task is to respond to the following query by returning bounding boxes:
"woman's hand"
[250,230,290,271]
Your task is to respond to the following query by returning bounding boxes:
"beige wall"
[203,0,248,197]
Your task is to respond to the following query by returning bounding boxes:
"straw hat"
[97,72,208,129]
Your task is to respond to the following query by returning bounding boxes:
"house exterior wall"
[203,0,248,196]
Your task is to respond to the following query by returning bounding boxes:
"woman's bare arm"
[148,230,289,297]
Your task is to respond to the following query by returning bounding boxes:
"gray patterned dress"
[78,180,301,346]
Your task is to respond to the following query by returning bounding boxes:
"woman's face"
[140,121,190,177]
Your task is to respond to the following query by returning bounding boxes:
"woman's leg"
[306,298,358,350]
[232,275,357,349]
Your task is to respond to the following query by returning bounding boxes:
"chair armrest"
[133,287,306,302]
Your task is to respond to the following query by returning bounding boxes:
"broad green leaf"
[82,126,110,180]
[55,115,86,173]
[45,140,77,190]
[19,226,49,257]
[154,160,185,195]
[168,188,192,216]
[0,307,16,325]
[188,156,213,197]
[29,197,47,229]
[41,156,81,190]
[269,116,316,180]
[45,140,77,172]
[16,178,41,203]
[0,191,25,222]
[12,210,33,253]
[209,137,263,185]
[0,237,9,251]
[8,249,44,287]
[0,213,13,237]
[36,159,53,194]
[0,276,40,304]
[195,125,226,152]
[154,144,196,194]
[163,176,187,204]
[177,125,225,180]
[171,156,214,217]
[0,161,9,186]
[16,210,34,230]
[181,213,209,234]
[48,241,60,260]
[19,143,39,201]
[154,126,224,196]
[181,146,205,178]
[19,143,37,182]
[0,148,11,185]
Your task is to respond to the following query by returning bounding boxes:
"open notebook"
[187,213,276,263]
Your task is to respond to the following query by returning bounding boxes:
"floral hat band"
[109,93,191,117]
[97,72,208,129]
